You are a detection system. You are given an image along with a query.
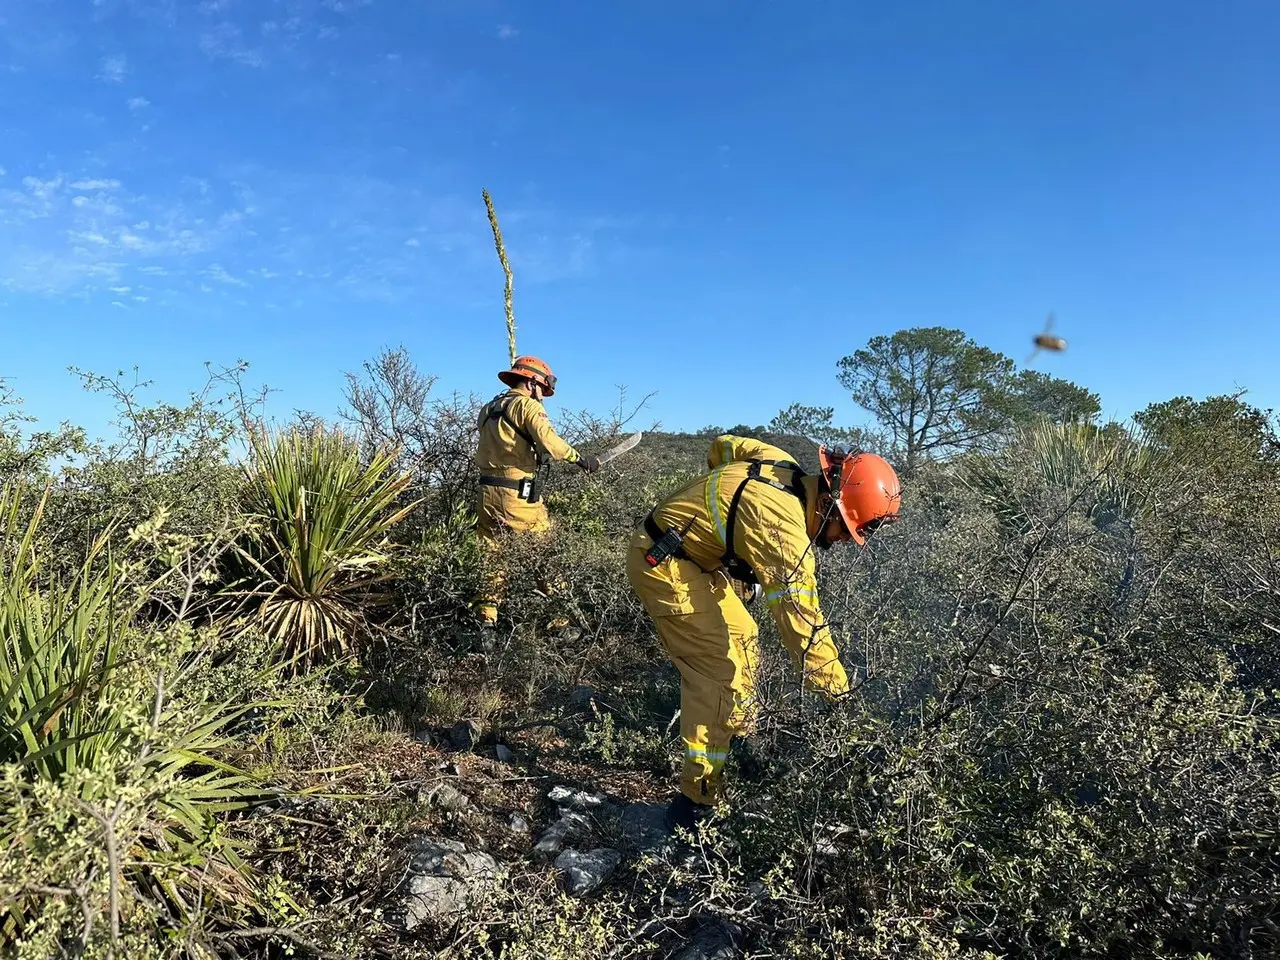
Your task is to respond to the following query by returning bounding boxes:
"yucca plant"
[224,424,416,673]
[962,420,1170,531]
[1022,420,1161,522]
[0,482,273,949]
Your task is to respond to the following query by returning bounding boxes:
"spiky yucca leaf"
[0,485,134,778]
[962,420,1170,530]
[1022,421,1159,522]
[226,425,416,672]
[0,482,278,938]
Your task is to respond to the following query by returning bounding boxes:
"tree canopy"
[837,326,1099,472]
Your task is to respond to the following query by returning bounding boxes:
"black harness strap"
[640,458,809,582]
[482,392,545,465]
[720,460,808,585]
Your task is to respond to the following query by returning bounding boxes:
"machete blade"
[597,431,643,465]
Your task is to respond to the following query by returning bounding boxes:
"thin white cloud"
[0,167,6,177]
[23,176,63,198]
[205,263,247,286]
[199,23,264,67]
[4,161,628,305]
[111,300,127,308]
[97,55,128,83]
[497,24,518,40]
[73,195,124,215]
[109,285,131,294]
[1,169,257,295]
[127,97,150,111]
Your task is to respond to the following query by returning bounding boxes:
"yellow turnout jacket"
[475,390,583,479]
[640,434,849,695]
[473,390,583,536]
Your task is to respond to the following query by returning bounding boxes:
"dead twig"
[212,925,362,960]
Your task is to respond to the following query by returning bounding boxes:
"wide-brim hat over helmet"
[498,355,557,397]
[818,446,902,545]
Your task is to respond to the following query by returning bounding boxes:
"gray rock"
[533,810,592,857]
[814,821,854,857]
[450,719,483,751]
[548,785,607,810]
[424,782,470,812]
[495,744,515,763]
[672,921,742,960]
[554,847,620,896]
[618,802,670,851]
[508,813,530,834]
[402,838,499,930]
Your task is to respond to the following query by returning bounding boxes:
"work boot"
[664,793,715,836]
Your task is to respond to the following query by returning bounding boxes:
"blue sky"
[2,0,1278,443]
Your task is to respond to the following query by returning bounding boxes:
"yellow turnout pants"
[626,533,759,806]
[472,482,552,625]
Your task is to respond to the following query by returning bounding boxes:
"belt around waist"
[478,475,529,491]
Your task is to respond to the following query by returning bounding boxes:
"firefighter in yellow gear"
[472,356,600,627]
[627,433,902,832]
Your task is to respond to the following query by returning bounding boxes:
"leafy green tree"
[1135,392,1278,463]
[1010,369,1101,424]
[837,327,1019,472]
[837,326,1098,472]
[0,378,86,485]
[768,403,885,452]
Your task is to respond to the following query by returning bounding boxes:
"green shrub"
[0,483,277,956]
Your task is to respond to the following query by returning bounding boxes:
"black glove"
[577,453,601,473]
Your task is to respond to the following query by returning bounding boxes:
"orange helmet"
[818,446,902,545]
[498,355,557,396]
